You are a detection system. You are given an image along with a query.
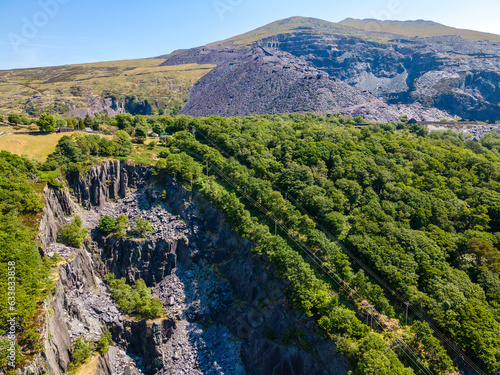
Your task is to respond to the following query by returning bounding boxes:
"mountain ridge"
[339,17,500,42]
[1,16,499,121]
[166,16,500,121]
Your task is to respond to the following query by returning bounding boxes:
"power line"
[179,130,487,374]
[177,145,434,374]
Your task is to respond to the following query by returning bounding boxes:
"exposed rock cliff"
[161,16,500,122]
[67,162,350,375]
[38,186,73,256]
[67,160,150,209]
[28,160,350,374]
[164,45,453,122]
[271,31,500,121]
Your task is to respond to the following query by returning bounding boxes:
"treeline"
[154,151,418,374]
[45,131,133,170]
[152,113,500,373]
[0,152,57,371]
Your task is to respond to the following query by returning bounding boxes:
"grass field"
[0,58,215,116]
[0,132,74,161]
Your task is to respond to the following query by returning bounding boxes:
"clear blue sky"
[1,0,499,70]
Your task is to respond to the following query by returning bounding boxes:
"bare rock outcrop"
[161,17,500,122]
[38,186,73,255]
[68,162,350,375]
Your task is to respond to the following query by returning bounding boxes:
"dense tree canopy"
[155,113,500,373]
[0,152,55,369]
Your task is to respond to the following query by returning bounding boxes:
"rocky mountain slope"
[30,161,349,375]
[0,60,214,117]
[1,16,499,122]
[161,16,500,122]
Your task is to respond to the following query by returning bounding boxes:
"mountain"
[206,16,362,47]
[161,16,500,122]
[1,16,500,122]
[339,18,500,42]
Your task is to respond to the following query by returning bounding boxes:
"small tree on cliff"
[113,213,128,238]
[99,216,116,233]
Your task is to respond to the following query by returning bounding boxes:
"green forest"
[2,112,500,374]
[151,113,500,374]
[0,151,57,370]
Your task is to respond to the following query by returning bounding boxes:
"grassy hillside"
[0,59,215,116]
[208,16,361,46]
[339,18,500,42]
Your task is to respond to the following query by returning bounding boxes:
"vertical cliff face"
[67,160,150,209]
[38,186,73,256]
[33,161,350,375]
[66,162,349,375]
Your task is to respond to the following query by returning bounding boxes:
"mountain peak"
[208,16,358,47]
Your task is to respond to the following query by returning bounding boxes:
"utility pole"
[206,161,209,176]
[405,302,410,326]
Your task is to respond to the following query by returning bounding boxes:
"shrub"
[113,213,128,238]
[97,330,112,355]
[134,217,153,237]
[160,190,168,201]
[99,216,116,233]
[70,336,92,367]
[105,274,164,319]
[20,116,32,125]
[59,216,88,248]
[7,114,20,124]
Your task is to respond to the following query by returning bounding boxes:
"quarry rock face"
[273,32,500,121]
[32,162,350,375]
[161,24,500,122]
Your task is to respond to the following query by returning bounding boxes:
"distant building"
[84,127,93,132]
[58,127,73,133]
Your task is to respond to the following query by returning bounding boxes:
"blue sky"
[1,0,499,70]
